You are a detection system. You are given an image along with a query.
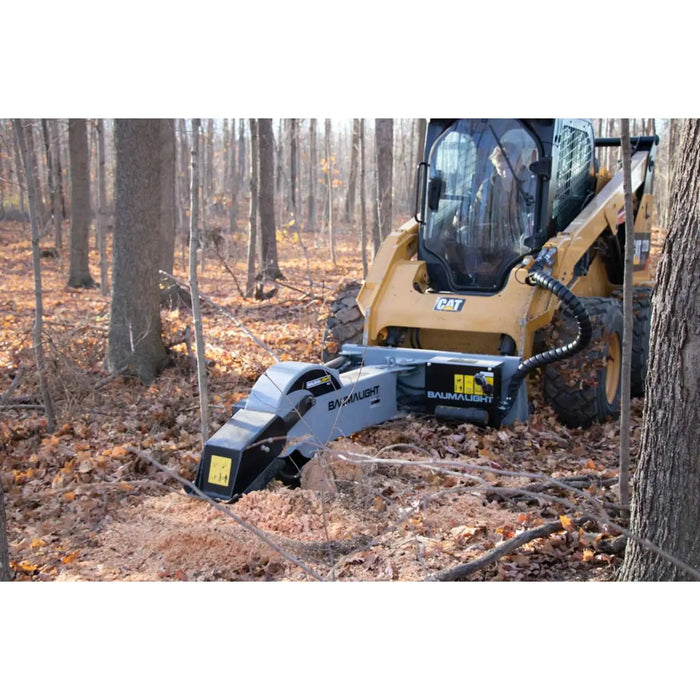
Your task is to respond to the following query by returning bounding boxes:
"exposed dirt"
[0,220,659,582]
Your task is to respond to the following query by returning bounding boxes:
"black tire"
[630,286,652,397]
[543,297,623,428]
[321,281,364,362]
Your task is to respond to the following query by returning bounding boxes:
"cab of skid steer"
[417,118,596,294]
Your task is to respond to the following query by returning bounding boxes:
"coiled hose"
[498,263,593,418]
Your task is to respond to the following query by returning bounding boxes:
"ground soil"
[0,220,664,582]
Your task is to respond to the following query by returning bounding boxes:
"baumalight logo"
[433,297,465,312]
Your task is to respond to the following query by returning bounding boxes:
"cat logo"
[433,297,465,312]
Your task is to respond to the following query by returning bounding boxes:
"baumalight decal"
[328,385,380,411]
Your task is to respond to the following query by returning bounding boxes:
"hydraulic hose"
[498,257,592,418]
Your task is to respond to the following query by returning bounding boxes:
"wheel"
[321,281,364,362]
[542,296,623,428]
[630,286,652,397]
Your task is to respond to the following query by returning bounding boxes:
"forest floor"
[0,219,666,582]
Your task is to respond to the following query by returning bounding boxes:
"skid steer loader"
[193,118,658,501]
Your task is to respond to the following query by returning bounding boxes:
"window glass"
[424,119,538,290]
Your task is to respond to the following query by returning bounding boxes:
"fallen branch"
[126,447,324,581]
[428,515,594,582]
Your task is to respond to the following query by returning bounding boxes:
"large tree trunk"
[159,119,176,275]
[619,119,700,581]
[67,119,95,288]
[375,118,394,247]
[107,120,168,384]
[257,118,282,280]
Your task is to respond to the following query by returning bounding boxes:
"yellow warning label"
[453,373,493,396]
[208,455,232,487]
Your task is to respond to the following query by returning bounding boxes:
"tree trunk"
[344,118,360,222]
[159,119,176,275]
[95,119,109,295]
[289,118,299,227]
[375,118,394,246]
[49,120,66,220]
[415,118,427,165]
[0,477,11,581]
[108,119,168,384]
[308,118,318,231]
[24,120,47,228]
[360,118,368,278]
[618,120,636,508]
[325,119,336,265]
[67,119,95,288]
[12,125,26,217]
[205,118,214,207]
[237,119,247,195]
[41,119,63,253]
[228,119,238,232]
[619,119,700,581]
[188,119,210,444]
[246,119,259,297]
[257,118,282,279]
[13,120,56,432]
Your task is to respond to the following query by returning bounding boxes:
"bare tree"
[289,118,299,228]
[308,118,318,231]
[107,119,168,383]
[374,118,394,250]
[360,118,368,278]
[619,119,700,581]
[41,119,63,253]
[67,119,96,288]
[0,477,10,581]
[95,119,109,295]
[246,118,259,297]
[159,119,176,275]
[618,120,635,508]
[324,119,336,265]
[49,120,66,220]
[13,120,56,432]
[188,119,210,444]
[228,119,238,232]
[344,118,360,222]
[257,118,282,280]
[23,120,48,228]
[12,124,26,217]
